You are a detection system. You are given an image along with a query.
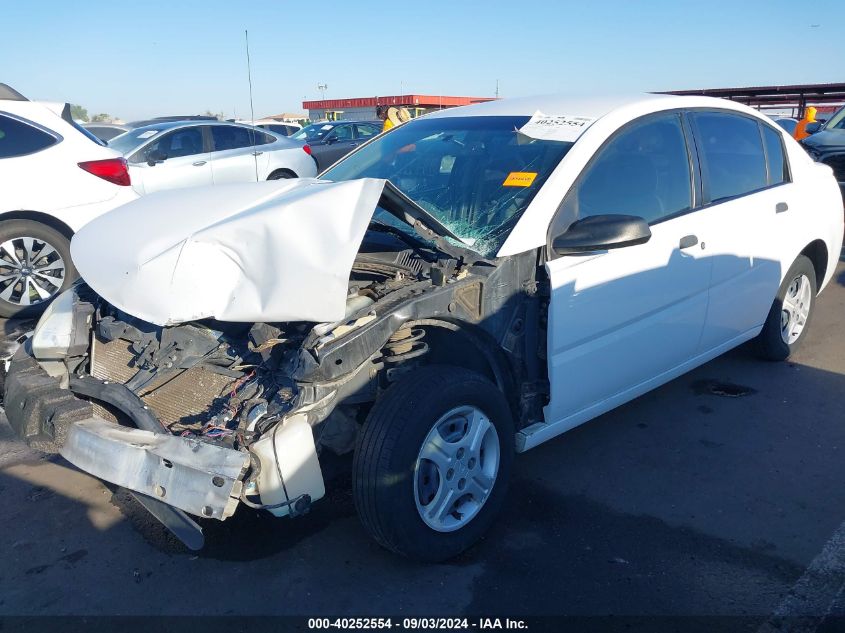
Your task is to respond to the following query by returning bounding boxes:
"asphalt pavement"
[1,258,844,630]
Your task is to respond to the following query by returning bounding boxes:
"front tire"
[353,365,514,562]
[755,254,817,361]
[0,220,77,318]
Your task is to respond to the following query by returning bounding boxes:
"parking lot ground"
[1,258,844,627]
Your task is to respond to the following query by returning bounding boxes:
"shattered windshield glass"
[321,116,574,257]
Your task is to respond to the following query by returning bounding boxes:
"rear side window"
[762,125,789,185]
[692,112,767,202]
[255,131,276,146]
[556,113,693,228]
[0,113,58,158]
[211,126,255,151]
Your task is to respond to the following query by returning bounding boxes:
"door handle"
[192,160,207,166]
[775,202,789,213]
[252,151,263,156]
[679,235,699,249]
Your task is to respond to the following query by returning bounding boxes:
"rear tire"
[0,220,77,318]
[267,169,296,180]
[353,365,514,562]
[754,254,817,361]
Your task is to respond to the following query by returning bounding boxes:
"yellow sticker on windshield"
[503,172,537,187]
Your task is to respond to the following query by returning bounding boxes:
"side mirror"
[325,136,338,145]
[552,214,652,255]
[805,122,822,135]
[146,150,167,166]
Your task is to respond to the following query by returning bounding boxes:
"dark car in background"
[290,120,382,171]
[83,122,130,141]
[802,105,845,199]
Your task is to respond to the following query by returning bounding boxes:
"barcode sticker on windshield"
[518,111,595,142]
[138,130,158,139]
[503,172,537,187]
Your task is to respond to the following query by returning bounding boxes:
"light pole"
[317,83,328,101]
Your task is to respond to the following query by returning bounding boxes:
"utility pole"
[495,79,499,99]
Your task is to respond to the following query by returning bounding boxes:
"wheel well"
[0,211,75,240]
[801,240,828,291]
[268,168,296,179]
[412,320,519,418]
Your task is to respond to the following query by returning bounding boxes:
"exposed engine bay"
[3,180,547,550]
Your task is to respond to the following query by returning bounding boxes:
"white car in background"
[0,84,138,317]
[109,120,317,195]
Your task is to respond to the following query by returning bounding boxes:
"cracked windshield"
[322,115,574,256]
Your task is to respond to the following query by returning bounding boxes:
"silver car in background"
[109,120,318,195]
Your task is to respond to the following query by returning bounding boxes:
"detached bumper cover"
[61,418,249,520]
[4,347,249,521]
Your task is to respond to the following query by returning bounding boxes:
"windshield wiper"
[378,181,488,263]
[379,181,463,241]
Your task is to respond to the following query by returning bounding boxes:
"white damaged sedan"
[5,94,842,561]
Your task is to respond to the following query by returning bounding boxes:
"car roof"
[127,119,261,134]
[426,93,678,120]
[304,120,379,126]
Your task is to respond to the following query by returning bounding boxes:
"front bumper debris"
[61,418,249,521]
[4,345,249,524]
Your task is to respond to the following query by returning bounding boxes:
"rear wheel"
[755,254,817,361]
[267,169,296,180]
[353,365,514,561]
[0,220,77,318]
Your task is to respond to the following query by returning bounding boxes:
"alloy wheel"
[0,236,66,306]
[414,405,500,532]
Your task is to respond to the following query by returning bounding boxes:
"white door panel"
[696,188,790,350]
[545,214,711,429]
[130,153,214,194]
[210,149,266,184]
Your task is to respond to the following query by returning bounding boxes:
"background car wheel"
[353,365,514,562]
[267,169,296,180]
[755,254,817,361]
[0,220,77,318]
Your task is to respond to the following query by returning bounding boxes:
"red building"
[302,94,495,122]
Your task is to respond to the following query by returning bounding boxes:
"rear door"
[208,125,269,184]
[689,111,794,351]
[544,112,712,433]
[128,126,213,194]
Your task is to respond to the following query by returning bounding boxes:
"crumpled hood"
[71,178,386,326]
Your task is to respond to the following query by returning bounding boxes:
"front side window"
[355,123,380,139]
[692,112,767,202]
[323,115,573,256]
[0,113,58,158]
[762,125,789,186]
[825,106,845,131]
[328,124,354,142]
[554,113,693,234]
[148,127,205,159]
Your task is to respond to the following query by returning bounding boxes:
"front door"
[129,126,213,194]
[544,112,712,434]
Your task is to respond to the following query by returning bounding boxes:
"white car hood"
[71,178,386,326]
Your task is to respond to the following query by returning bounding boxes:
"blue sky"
[2,0,842,121]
